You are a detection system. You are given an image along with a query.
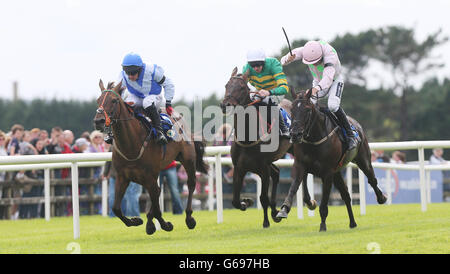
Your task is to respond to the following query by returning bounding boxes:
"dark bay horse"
[277,89,387,232]
[94,80,208,235]
[220,67,293,228]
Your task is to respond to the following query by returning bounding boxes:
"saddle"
[132,106,176,142]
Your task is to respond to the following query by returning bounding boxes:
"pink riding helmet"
[302,41,323,64]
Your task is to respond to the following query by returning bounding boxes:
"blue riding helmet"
[122,53,143,67]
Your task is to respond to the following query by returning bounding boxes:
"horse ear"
[231,67,238,77]
[305,88,312,101]
[290,87,298,100]
[242,69,250,82]
[113,80,124,96]
[99,79,105,92]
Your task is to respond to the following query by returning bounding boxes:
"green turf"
[0,203,448,254]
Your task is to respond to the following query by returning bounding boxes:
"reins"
[97,89,149,161]
[225,76,277,147]
[97,90,134,126]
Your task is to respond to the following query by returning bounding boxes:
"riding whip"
[282,27,293,56]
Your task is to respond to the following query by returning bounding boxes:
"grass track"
[0,203,448,254]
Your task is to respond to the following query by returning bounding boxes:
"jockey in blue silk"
[109,53,175,145]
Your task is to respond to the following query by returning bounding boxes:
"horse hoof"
[307,200,318,210]
[130,217,144,226]
[350,222,357,229]
[240,202,247,211]
[263,221,270,228]
[146,222,156,235]
[319,223,327,232]
[271,211,282,223]
[276,208,288,219]
[377,194,387,204]
[241,198,254,210]
[162,222,174,232]
[186,217,196,229]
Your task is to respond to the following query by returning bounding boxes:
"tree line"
[1,25,449,144]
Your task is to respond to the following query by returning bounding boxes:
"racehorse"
[94,80,208,235]
[277,89,387,232]
[220,67,293,228]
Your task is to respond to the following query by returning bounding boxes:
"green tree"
[369,26,448,140]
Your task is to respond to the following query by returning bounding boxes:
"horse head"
[93,79,127,132]
[290,88,315,143]
[220,67,251,115]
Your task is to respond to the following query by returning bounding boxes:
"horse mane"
[107,82,115,90]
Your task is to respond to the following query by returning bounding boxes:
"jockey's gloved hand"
[166,101,174,116]
[257,89,271,98]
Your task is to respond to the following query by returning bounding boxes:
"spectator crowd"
[0,123,210,220]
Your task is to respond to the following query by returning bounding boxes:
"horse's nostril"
[94,118,105,125]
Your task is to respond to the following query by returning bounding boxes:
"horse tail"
[194,140,209,174]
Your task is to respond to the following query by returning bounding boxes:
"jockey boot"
[279,109,290,138]
[144,104,168,145]
[335,107,357,151]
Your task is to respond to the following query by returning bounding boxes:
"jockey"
[280,40,357,151]
[243,48,290,138]
[111,52,175,145]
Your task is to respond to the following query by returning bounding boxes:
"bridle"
[224,76,276,147]
[96,89,148,161]
[96,89,134,128]
[293,99,338,145]
[224,76,263,107]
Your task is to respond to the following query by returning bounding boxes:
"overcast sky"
[1,0,449,102]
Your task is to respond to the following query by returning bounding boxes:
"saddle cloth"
[280,107,291,129]
[135,112,176,141]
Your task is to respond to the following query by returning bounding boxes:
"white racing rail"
[0,140,449,239]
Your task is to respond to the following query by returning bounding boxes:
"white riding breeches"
[311,75,344,113]
[124,93,165,109]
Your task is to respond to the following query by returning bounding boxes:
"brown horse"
[277,89,387,232]
[94,80,208,235]
[220,67,293,228]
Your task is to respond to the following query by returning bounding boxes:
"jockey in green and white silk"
[243,48,290,138]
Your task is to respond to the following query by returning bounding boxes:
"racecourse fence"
[0,140,449,239]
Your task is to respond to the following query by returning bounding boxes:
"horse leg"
[277,162,305,218]
[231,166,253,211]
[112,176,143,227]
[302,173,317,210]
[258,168,271,228]
[269,164,282,223]
[354,144,387,204]
[333,172,357,229]
[145,176,173,235]
[319,176,333,232]
[181,159,197,229]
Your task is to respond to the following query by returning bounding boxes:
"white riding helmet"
[247,48,266,62]
[302,41,323,64]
